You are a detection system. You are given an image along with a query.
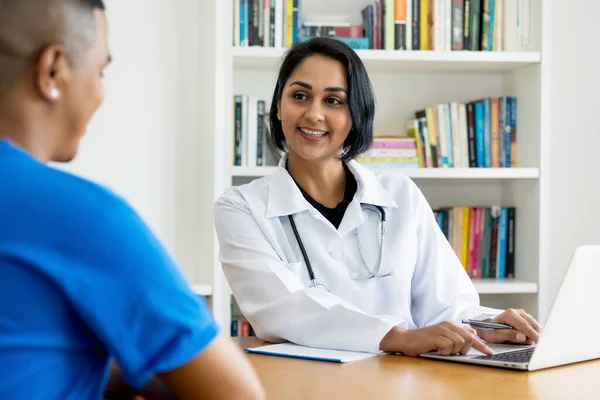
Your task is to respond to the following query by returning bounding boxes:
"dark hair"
[269,37,375,161]
[87,0,105,9]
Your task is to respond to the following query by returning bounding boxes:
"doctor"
[214,37,542,356]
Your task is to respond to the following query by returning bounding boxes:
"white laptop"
[420,245,600,371]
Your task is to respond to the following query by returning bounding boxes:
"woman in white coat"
[214,37,541,356]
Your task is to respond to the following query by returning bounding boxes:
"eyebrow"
[288,80,348,94]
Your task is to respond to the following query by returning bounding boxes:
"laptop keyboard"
[475,348,535,363]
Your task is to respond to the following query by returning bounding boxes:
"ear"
[35,45,71,102]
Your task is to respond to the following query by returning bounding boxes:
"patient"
[0,1,263,399]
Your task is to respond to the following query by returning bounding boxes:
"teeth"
[300,128,327,137]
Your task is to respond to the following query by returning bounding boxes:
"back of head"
[0,0,105,98]
[0,0,108,162]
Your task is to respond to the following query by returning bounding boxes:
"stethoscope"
[288,204,388,292]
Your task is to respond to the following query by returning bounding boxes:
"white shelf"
[232,47,541,73]
[192,284,213,296]
[473,279,538,294]
[232,166,540,179]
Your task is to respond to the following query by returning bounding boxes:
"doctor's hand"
[476,308,542,345]
[380,322,493,357]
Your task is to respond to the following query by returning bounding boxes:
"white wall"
[60,0,212,284]
[547,0,600,308]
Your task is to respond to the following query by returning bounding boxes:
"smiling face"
[277,55,353,164]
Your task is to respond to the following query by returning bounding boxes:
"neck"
[0,100,53,162]
[287,152,346,208]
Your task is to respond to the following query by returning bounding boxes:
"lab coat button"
[330,250,341,259]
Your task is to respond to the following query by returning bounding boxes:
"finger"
[448,325,475,355]
[441,330,466,355]
[471,334,494,355]
[518,310,543,335]
[434,336,456,356]
[477,328,527,344]
[504,313,540,342]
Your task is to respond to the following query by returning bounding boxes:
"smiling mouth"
[298,127,328,138]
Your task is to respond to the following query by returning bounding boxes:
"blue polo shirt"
[0,140,219,399]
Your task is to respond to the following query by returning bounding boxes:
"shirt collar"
[346,159,398,209]
[265,155,310,218]
[266,155,397,218]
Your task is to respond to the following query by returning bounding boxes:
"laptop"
[420,245,600,371]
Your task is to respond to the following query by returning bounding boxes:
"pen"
[462,319,513,330]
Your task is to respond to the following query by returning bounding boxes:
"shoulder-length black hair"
[269,37,375,161]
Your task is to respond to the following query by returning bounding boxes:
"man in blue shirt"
[0,1,263,399]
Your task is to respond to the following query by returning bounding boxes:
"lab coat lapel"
[337,160,398,236]
[265,157,334,229]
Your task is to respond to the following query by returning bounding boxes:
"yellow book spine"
[461,207,470,270]
[407,121,425,167]
[490,97,500,167]
[287,0,293,48]
[420,0,430,50]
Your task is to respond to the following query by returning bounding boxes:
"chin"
[53,146,79,163]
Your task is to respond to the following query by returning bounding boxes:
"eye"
[293,93,308,101]
[326,97,342,105]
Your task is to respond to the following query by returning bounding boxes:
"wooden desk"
[239,338,600,400]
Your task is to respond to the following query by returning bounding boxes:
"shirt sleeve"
[49,195,219,389]
[407,179,503,327]
[214,192,402,354]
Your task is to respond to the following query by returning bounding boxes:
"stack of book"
[361,0,531,51]
[407,96,517,168]
[299,20,369,50]
[356,136,419,168]
[232,95,281,167]
[233,0,300,47]
[231,318,255,337]
[233,0,531,51]
[434,206,516,279]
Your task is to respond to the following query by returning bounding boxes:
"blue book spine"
[240,0,246,46]
[499,97,505,167]
[488,0,495,51]
[474,102,485,167]
[510,96,517,166]
[504,97,512,167]
[483,98,491,167]
[496,207,508,278]
[292,0,299,44]
[445,104,454,168]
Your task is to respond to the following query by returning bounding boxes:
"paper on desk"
[244,343,379,363]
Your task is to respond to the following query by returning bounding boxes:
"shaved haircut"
[0,0,105,98]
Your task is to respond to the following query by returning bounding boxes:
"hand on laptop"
[477,308,542,345]
[380,322,494,356]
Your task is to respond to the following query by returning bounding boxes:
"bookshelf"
[232,166,540,179]
[203,0,550,333]
[233,47,541,72]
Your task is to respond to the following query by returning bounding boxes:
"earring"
[277,114,281,120]
[49,88,60,99]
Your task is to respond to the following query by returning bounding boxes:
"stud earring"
[277,114,281,120]
[49,88,60,99]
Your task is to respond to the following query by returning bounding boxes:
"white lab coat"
[214,156,502,353]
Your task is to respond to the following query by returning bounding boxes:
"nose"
[304,101,325,123]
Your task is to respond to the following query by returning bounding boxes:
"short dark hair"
[269,37,375,161]
[0,0,105,98]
